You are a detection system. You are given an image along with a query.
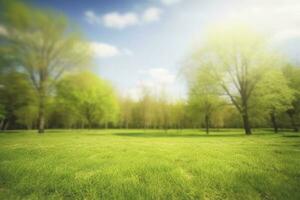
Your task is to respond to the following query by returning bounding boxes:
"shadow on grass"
[112,132,249,138]
[282,134,300,138]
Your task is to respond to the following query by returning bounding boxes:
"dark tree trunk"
[4,120,9,131]
[0,119,4,130]
[205,114,209,134]
[38,89,45,134]
[242,113,252,135]
[288,112,299,132]
[270,112,278,133]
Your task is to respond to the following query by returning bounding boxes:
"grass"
[0,129,300,200]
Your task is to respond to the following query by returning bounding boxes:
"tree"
[157,89,171,132]
[0,104,5,129]
[282,64,300,132]
[15,105,38,129]
[138,86,154,130]
[56,72,119,129]
[119,96,134,129]
[0,71,36,130]
[169,101,186,130]
[189,25,284,135]
[187,67,223,134]
[0,1,91,133]
[254,70,294,132]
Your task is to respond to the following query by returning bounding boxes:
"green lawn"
[0,129,299,200]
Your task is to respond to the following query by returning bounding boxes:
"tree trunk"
[288,112,299,132]
[88,120,92,129]
[4,120,9,131]
[270,112,278,133]
[0,119,4,131]
[242,113,252,135]
[38,89,45,134]
[205,114,209,134]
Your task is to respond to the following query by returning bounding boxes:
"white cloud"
[0,25,7,36]
[84,10,101,25]
[102,12,139,29]
[84,7,163,29]
[90,42,120,58]
[143,7,163,22]
[161,0,183,6]
[90,42,134,58]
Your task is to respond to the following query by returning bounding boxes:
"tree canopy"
[0,1,91,133]
[187,25,295,134]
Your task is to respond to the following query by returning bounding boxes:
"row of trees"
[0,1,299,134]
[1,65,299,133]
[0,71,118,130]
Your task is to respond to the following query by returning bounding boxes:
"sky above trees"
[27,0,300,100]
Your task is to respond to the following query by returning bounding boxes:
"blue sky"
[29,0,300,100]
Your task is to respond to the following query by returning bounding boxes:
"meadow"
[0,129,299,200]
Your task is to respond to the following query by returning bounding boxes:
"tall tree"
[0,1,91,133]
[188,25,283,134]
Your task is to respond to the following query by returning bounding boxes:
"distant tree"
[187,67,223,134]
[254,70,294,132]
[119,96,134,129]
[0,104,5,128]
[170,101,186,130]
[56,72,119,129]
[282,64,300,132]
[189,25,285,135]
[138,86,153,130]
[0,1,91,133]
[0,72,36,130]
[157,89,171,132]
[15,105,38,129]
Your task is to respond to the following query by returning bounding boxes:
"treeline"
[0,66,299,133]
[0,1,299,134]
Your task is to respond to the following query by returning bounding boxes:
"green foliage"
[0,1,91,79]
[283,65,300,112]
[187,25,291,134]
[0,104,5,120]
[187,66,224,130]
[282,64,300,131]
[0,0,91,132]
[253,70,294,123]
[14,105,38,129]
[0,71,37,129]
[0,130,299,199]
[56,72,119,128]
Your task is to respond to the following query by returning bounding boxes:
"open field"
[0,129,300,199]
